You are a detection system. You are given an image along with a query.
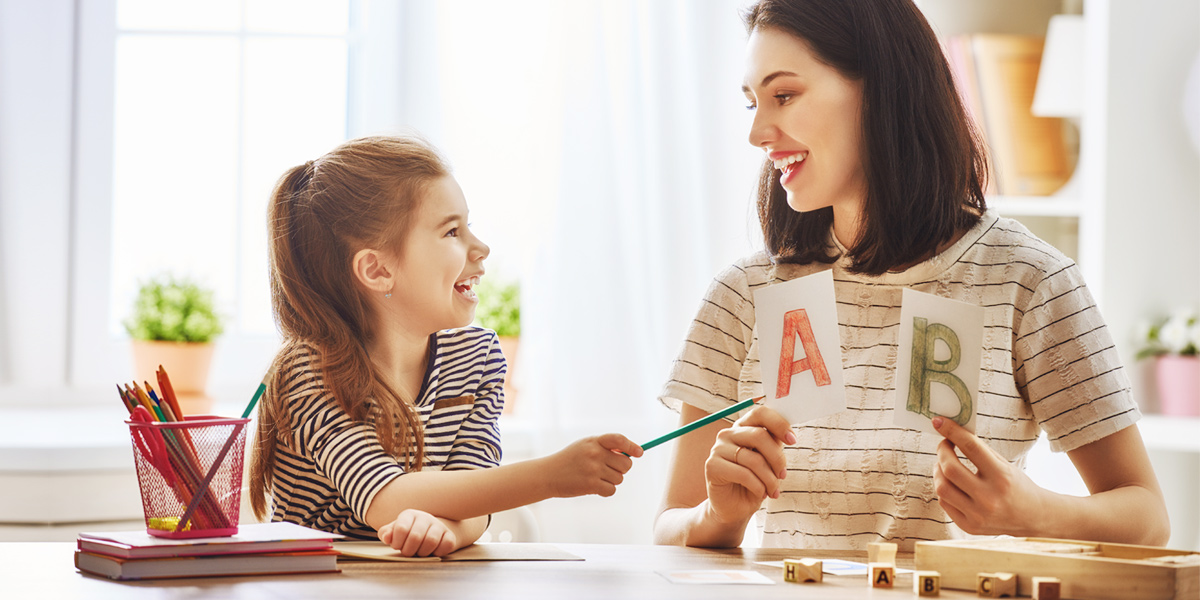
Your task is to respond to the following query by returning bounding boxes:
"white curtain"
[504,0,764,542]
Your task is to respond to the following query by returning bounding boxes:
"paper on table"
[657,570,775,585]
[754,558,914,576]
[334,541,583,562]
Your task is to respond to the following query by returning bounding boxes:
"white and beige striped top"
[659,210,1139,551]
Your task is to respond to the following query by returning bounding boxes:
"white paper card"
[893,288,984,434]
[657,570,775,585]
[753,269,846,425]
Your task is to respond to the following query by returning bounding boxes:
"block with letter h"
[782,558,822,583]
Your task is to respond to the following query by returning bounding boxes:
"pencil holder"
[126,415,250,539]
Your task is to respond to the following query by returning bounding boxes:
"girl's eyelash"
[446,227,458,237]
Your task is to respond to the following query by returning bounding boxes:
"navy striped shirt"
[268,327,505,539]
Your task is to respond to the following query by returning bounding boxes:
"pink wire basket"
[126,415,250,539]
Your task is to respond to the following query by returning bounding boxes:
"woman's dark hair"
[744,0,988,274]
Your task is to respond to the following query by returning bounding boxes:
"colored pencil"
[242,370,273,419]
[639,396,763,451]
[156,366,185,420]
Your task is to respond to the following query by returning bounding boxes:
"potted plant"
[1136,308,1200,416]
[125,274,224,415]
[474,278,520,414]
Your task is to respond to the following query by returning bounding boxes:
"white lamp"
[1032,14,1085,198]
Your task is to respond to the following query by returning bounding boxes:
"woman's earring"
[384,291,392,298]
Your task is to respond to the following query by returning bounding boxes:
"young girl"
[653,0,1169,551]
[249,136,642,557]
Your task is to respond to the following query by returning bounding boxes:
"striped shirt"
[659,210,1139,552]
[268,327,505,539]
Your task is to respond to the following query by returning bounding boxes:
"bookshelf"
[920,0,1200,551]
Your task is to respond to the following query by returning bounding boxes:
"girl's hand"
[932,416,1047,536]
[378,508,458,557]
[704,405,795,525]
[546,433,644,498]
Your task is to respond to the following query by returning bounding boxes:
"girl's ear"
[352,248,394,294]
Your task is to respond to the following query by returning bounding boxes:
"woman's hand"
[378,508,458,557]
[544,433,643,498]
[932,416,1047,536]
[703,405,796,526]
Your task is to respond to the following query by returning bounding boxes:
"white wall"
[1100,0,1200,551]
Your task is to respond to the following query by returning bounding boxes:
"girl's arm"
[364,433,644,529]
[653,403,793,547]
[933,417,1170,545]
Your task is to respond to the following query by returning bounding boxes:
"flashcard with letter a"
[893,288,984,434]
[753,269,846,425]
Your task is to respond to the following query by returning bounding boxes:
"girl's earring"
[384,291,392,299]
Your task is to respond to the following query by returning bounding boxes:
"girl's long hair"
[249,136,448,520]
[744,0,988,274]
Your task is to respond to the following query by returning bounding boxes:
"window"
[72,0,356,389]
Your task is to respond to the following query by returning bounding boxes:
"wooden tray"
[914,537,1198,600]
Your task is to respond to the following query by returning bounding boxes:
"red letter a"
[776,309,832,398]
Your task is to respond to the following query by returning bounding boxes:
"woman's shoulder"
[977,214,1078,275]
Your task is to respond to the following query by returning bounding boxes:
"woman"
[652,0,1169,551]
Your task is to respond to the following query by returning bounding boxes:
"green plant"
[124,274,225,343]
[474,278,520,337]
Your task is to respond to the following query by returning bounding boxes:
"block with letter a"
[892,289,984,434]
[753,269,846,425]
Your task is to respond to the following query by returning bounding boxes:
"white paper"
[658,570,775,585]
[893,289,984,434]
[753,270,846,425]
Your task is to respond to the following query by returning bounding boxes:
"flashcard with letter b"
[753,269,846,425]
[893,289,984,434]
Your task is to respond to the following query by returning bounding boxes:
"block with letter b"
[914,570,941,596]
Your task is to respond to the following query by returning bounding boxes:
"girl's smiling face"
[387,175,490,334]
[743,27,867,217]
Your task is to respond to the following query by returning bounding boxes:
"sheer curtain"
[504,0,764,542]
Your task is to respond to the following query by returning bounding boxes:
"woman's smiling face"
[743,26,867,216]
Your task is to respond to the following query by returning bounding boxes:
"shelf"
[1139,414,1200,454]
[988,195,1082,217]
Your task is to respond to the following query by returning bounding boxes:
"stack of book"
[74,522,341,580]
[941,33,1072,197]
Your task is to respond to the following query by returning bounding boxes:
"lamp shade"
[1032,14,1085,118]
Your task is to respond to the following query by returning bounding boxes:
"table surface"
[4,542,981,599]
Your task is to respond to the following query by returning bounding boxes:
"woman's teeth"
[772,153,806,170]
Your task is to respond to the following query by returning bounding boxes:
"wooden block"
[869,563,895,588]
[914,570,941,596]
[976,572,1017,597]
[782,558,822,583]
[868,541,899,565]
[1031,576,1061,600]
[915,537,1200,600]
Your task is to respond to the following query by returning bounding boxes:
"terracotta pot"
[131,340,216,416]
[497,336,520,415]
[1155,355,1200,417]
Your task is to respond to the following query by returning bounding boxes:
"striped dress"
[659,210,1139,551]
[268,327,505,539]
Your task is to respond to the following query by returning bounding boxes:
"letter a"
[776,309,832,398]
[907,317,972,425]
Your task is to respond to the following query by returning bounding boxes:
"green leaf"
[123,274,225,343]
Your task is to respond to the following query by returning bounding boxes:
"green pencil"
[242,370,273,419]
[640,396,762,451]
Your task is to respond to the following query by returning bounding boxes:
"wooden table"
[4,542,983,598]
